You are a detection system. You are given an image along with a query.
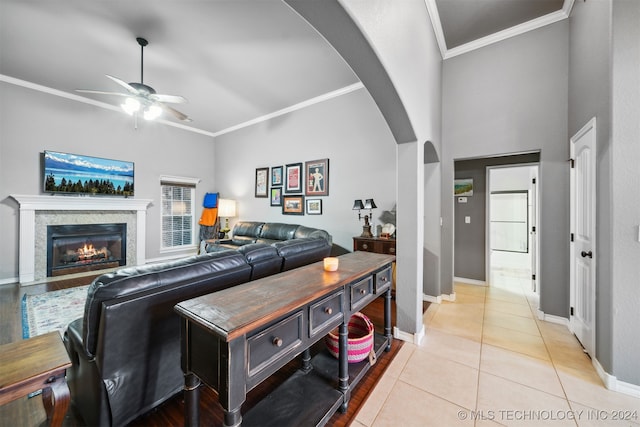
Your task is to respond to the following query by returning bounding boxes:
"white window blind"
[160,176,199,249]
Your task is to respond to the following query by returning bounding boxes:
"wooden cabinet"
[353,236,396,255]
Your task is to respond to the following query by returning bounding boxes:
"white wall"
[212,88,397,253]
[0,82,216,282]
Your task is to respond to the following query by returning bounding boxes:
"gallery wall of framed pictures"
[256,158,330,215]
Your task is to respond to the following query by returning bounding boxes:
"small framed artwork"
[255,167,269,198]
[305,158,329,196]
[282,195,305,215]
[454,178,474,196]
[285,162,303,193]
[271,165,283,187]
[270,187,282,206]
[306,198,322,215]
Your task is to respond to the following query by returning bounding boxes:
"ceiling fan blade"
[105,74,139,94]
[150,93,188,104]
[158,103,192,122]
[76,89,129,97]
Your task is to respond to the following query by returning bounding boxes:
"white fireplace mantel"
[11,194,153,284]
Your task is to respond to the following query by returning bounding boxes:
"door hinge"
[570,233,574,242]
[532,178,536,184]
[569,158,575,168]
[570,306,574,316]
[532,274,536,280]
[532,226,536,233]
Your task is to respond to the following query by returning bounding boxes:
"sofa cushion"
[236,243,283,280]
[231,221,264,245]
[274,237,331,271]
[294,225,332,244]
[257,222,299,244]
[82,251,249,357]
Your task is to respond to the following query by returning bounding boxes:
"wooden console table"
[175,251,395,427]
[353,236,396,255]
[0,332,72,427]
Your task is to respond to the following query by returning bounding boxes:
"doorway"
[487,165,539,295]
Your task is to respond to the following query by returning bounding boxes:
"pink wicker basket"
[325,312,375,363]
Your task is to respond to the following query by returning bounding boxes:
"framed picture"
[285,162,303,193]
[454,178,473,196]
[306,198,322,215]
[271,165,283,187]
[270,187,282,206]
[255,167,269,198]
[282,195,304,215]
[305,158,329,196]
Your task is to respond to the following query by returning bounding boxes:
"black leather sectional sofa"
[63,222,331,426]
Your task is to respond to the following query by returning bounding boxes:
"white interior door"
[570,118,597,357]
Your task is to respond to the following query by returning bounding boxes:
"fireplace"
[47,224,127,277]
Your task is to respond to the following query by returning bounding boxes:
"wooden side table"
[353,236,396,255]
[353,236,397,292]
[0,331,72,427]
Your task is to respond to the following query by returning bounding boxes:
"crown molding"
[425,0,575,60]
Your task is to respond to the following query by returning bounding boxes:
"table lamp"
[218,199,237,238]
[352,198,377,237]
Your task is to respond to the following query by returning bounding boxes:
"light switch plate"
[465,216,471,224]
[458,197,467,203]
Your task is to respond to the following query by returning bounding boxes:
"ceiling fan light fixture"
[121,97,141,115]
[144,104,162,121]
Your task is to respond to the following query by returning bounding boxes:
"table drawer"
[309,291,344,338]
[350,276,373,312]
[375,266,392,293]
[247,312,303,378]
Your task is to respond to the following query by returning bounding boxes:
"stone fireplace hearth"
[11,195,152,284]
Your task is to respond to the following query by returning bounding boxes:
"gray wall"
[441,21,569,318]
[212,88,397,253]
[0,82,216,282]
[454,154,539,281]
[569,0,640,386]
[610,0,640,387]
[568,0,614,380]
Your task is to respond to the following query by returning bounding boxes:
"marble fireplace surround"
[11,195,152,284]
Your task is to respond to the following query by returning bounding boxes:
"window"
[160,176,199,250]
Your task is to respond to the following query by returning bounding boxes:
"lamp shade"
[352,199,364,210]
[364,199,377,209]
[218,199,237,217]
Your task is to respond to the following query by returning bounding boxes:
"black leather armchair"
[63,251,252,426]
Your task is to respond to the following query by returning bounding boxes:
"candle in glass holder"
[323,257,339,271]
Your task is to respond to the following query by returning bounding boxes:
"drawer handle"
[359,289,366,295]
[380,276,388,282]
[324,307,333,315]
[272,337,283,347]
[389,247,395,253]
[362,243,368,249]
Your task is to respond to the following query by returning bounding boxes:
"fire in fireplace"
[47,224,127,277]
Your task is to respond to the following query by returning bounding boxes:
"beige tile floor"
[353,276,640,427]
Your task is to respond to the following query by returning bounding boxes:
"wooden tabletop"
[0,332,71,401]
[175,251,395,341]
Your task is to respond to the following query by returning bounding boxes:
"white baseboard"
[0,276,19,286]
[454,276,486,286]
[442,292,456,302]
[423,294,442,304]
[394,324,425,346]
[592,357,640,398]
[537,309,569,326]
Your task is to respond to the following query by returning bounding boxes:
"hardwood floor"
[0,274,405,426]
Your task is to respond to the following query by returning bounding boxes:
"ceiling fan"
[77,37,191,122]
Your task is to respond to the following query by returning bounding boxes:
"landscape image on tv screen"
[44,151,134,196]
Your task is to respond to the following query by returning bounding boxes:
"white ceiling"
[0,0,572,138]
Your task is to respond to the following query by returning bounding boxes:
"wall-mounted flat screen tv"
[43,150,134,196]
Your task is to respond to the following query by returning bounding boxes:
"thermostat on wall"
[458,197,468,203]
